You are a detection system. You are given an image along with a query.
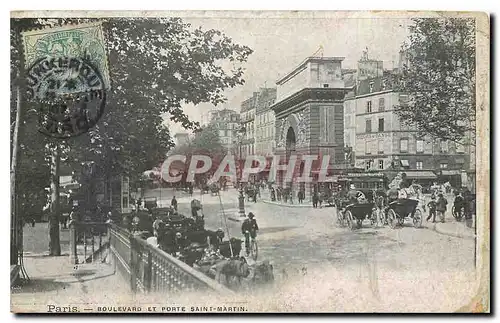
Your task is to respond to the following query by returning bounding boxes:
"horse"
[249,260,274,285]
[214,257,250,287]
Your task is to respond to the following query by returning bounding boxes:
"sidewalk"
[424,220,476,240]
[23,223,109,264]
[260,198,312,208]
[11,254,130,312]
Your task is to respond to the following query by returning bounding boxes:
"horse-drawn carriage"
[210,183,220,196]
[385,198,423,229]
[337,202,376,230]
[245,185,258,202]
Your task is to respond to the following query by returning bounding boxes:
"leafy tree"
[11,17,253,255]
[168,124,228,185]
[396,18,475,144]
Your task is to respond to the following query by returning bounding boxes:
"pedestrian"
[171,196,178,211]
[312,190,319,208]
[31,217,36,227]
[436,193,448,223]
[189,185,193,197]
[298,190,304,204]
[426,196,437,222]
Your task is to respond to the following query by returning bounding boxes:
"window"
[416,140,424,153]
[378,139,384,153]
[381,80,387,90]
[400,139,409,152]
[365,160,372,170]
[366,101,372,113]
[416,161,423,170]
[440,163,448,169]
[323,84,329,88]
[369,82,374,93]
[365,119,372,133]
[378,118,385,132]
[365,140,371,154]
[378,160,384,170]
[401,160,410,168]
[456,142,465,153]
[440,140,449,153]
[379,98,385,111]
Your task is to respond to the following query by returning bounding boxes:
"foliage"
[395,18,475,144]
[11,17,253,189]
[168,124,228,179]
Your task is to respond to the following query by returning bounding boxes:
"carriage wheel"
[336,210,344,227]
[346,211,356,230]
[452,206,463,222]
[451,206,458,220]
[370,209,377,226]
[251,240,258,261]
[413,209,423,228]
[387,209,398,229]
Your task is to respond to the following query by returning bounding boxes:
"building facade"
[208,109,240,152]
[240,95,256,158]
[347,75,471,187]
[255,88,277,157]
[271,56,350,195]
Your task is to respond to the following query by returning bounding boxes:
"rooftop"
[276,56,345,85]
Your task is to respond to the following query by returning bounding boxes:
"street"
[143,187,476,311]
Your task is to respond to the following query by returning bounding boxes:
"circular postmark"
[26,56,106,138]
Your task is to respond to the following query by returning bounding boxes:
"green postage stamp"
[22,22,111,91]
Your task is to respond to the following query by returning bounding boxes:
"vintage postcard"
[10,11,490,313]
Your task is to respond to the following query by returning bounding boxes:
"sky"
[165,16,413,134]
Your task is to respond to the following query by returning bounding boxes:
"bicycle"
[244,230,258,261]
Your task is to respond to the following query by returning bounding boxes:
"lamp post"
[237,126,246,217]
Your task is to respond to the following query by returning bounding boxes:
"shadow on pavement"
[11,279,71,294]
[259,226,297,235]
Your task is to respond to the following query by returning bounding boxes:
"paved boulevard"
[146,188,477,311]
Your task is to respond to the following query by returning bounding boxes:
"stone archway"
[285,127,296,156]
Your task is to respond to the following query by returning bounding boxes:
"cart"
[343,202,375,230]
[385,198,423,229]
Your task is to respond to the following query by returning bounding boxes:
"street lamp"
[236,126,246,217]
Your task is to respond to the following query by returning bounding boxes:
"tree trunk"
[49,144,61,256]
[11,81,24,265]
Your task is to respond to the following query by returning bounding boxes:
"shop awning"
[400,160,410,167]
[441,170,461,176]
[404,171,437,179]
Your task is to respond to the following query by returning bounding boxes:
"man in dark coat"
[171,196,178,211]
[436,193,448,223]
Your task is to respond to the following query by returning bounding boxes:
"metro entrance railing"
[107,223,234,295]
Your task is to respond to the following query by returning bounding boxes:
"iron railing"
[69,221,109,264]
[108,224,234,295]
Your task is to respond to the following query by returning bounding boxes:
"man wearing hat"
[347,184,359,204]
[241,212,259,256]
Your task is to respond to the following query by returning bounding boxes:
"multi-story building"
[240,95,257,158]
[347,75,471,187]
[271,56,350,195]
[255,88,277,157]
[200,109,219,126]
[208,109,240,152]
